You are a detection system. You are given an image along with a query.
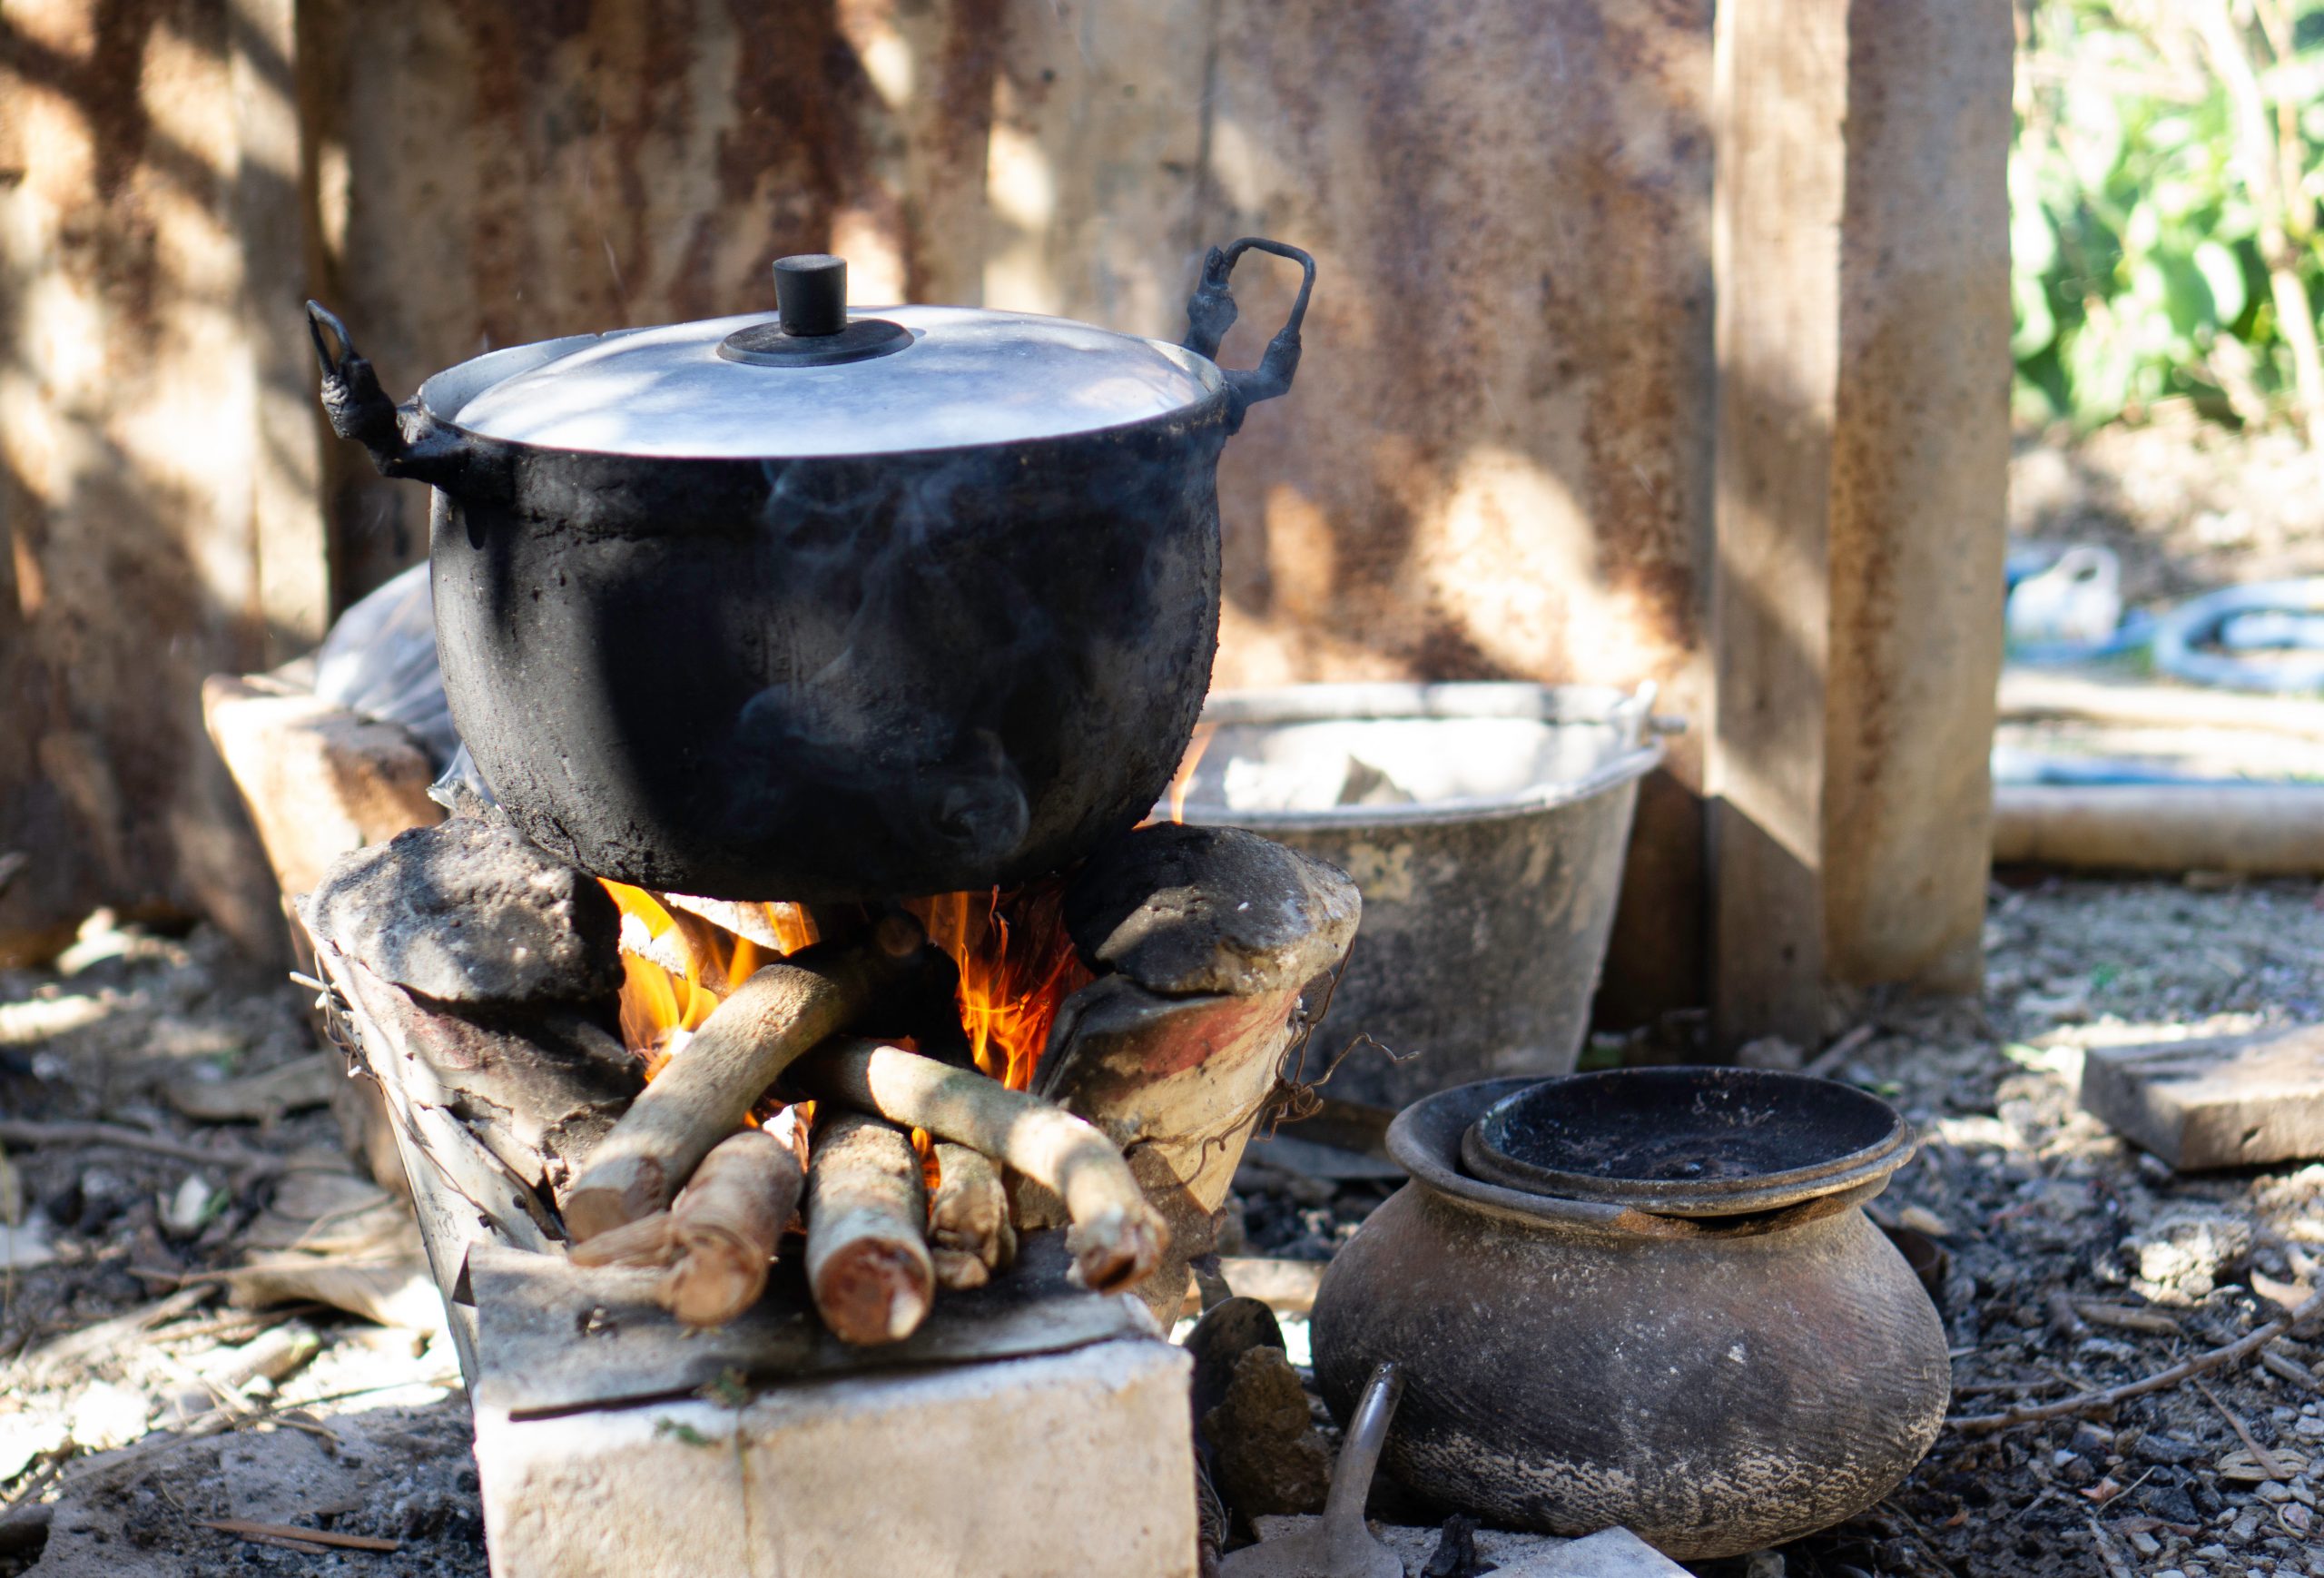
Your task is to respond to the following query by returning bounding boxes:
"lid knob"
[720,254,911,369]
[773,254,848,339]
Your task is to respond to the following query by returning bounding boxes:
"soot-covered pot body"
[307,243,1311,902]
[1310,1078,1951,1562]
[418,404,1225,901]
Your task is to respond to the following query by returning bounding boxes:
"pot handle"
[305,301,470,488]
[1181,238,1315,432]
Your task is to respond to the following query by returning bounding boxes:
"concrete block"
[2081,1024,2324,1170]
[475,1337,1196,1578]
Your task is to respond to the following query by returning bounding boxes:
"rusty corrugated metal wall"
[2,0,1718,991]
[0,0,311,962]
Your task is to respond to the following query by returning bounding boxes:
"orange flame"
[902,883,1090,1091]
[604,880,1088,1100]
[1162,723,1215,825]
[601,882,816,1078]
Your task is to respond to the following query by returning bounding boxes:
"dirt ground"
[1805,874,2324,1578]
[0,920,485,1575]
[8,874,2321,1577]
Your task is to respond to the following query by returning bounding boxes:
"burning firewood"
[792,1039,1168,1294]
[569,1125,803,1327]
[928,1141,1014,1290]
[564,919,923,1241]
[803,1110,935,1346]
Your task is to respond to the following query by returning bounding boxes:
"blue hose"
[2151,579,2324,694]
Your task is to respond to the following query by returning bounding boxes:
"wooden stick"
[928,1141,1014,1290]
[200,1520,399,1553]
[570,1129,803,1327]
[664,1129,800,1326]
[793,1039,1168,1293]
[2194,1376,2286,1481]
[1951,1286,2324,1434]
[0,1119,282,1177]
[803,1110,933,1346]
[563,927,917,1241]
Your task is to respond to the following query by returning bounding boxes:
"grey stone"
[2134,1433,2213,1466]
[1065,823,1360,998]
[1246,1519,1688,1577]
[305,817,621,1006]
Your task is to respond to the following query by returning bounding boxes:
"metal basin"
[1174,685,1660,1108]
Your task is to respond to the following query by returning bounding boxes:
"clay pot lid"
[1461,1067,1915,1218]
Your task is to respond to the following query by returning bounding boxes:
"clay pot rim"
[1464,1066,1916,1217]
[1389,1078,1915,1243]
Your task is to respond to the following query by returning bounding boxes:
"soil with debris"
[1835,873,2324,1578]
[15,873,2324,1578]
[0,916,483,1576]
[1232,874,2324,1578]
[2013,416,2324,611]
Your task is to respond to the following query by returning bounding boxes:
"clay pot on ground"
[1310,1071,1950,1562]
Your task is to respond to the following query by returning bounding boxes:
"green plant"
[2014,0,2324,438]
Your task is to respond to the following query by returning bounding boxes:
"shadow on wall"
[0,0,286,963]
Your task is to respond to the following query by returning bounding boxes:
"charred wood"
[310,942,639,1208]
[569,1126,803,1327]
[803,1110,934,1346]
[792,1039,1166,1293]
[563,922,922,1241]
[928,1141,1014,1290]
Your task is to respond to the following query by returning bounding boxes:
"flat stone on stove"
[1065,823,1360,997]
[305,816,622,1007]
[2079,1023,2324,1170]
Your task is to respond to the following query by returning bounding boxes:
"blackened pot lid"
[447,302,1224,460]
[1462,1067,1915,1218]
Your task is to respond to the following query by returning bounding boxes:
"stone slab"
[1247,1517,1687,1577]
[305,817,621,1007]
[468,1232,1155,1417]
[2080,1023,2324,1170]
[474,1337,1197,1578]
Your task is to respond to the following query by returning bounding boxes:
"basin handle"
[1182,237,1315,433]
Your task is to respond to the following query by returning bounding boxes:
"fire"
[1163,723,1215,824]
[603,879,1089,1096]
[902,883,1090,1091]
[600,883,817,1077]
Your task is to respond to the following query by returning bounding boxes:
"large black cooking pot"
[306,243,1313,902]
